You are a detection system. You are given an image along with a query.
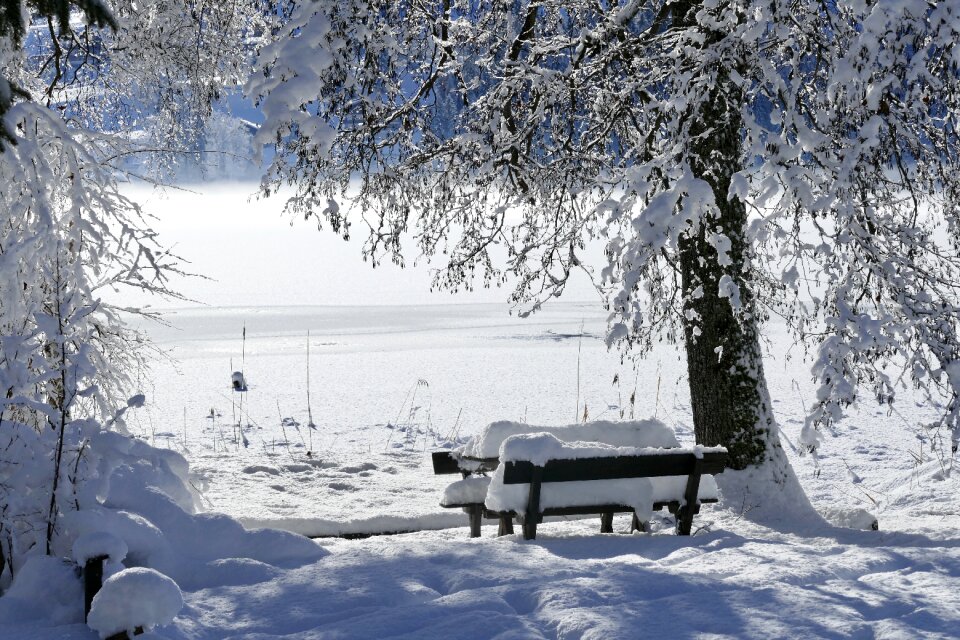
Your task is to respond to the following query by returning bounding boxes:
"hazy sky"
[113,183,603,310]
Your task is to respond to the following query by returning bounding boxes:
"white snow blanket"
[485,433,720,518]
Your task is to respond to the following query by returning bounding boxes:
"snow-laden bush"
[0,416,327,624]
[0,82,186,580]
[0,415,195,589]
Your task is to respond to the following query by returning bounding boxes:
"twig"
[575,319,584,422]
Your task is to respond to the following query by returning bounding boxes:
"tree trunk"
[679,209,774,470]
[676,6,777,470]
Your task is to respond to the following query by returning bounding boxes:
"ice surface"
[87,568,182,638]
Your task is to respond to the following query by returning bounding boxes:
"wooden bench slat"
[502,451,726,484]
[485,498,718,519]
[431,451,462,474]
[432,451,500,475]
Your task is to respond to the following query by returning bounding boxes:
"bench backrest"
[503,449,727,537]
[431,450,499,475]
[501,450,727,484]
[432,451,462,474]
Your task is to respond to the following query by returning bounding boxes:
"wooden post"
[631,513,647,533]
[84,555,108,622]
[677,456,704,535]
[468,504,482,538]
[523,466,543,540]
[498,515,514,536]
[600,511,614,533]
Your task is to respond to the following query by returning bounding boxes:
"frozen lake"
[125,302,948,537]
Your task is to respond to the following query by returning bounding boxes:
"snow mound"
[11,423,333,593]
[820,506,879,531]
[87,568,183,639]
[73,531,129,565]
[101,481,328,589]
[0,556,83,625]
[82,427,198,515]
[64,508,167,569]
[460,419,679,459]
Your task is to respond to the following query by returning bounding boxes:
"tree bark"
[676,5,776,470]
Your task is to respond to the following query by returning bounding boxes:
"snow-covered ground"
[4,302,959,638]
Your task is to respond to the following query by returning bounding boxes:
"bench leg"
[631,513,647,533]
[468,505,482,538]
[523,466,543,540]
[677,458,704,535]
[522,518,538,540]
[676,506,698,535]
[600,511,614,533]
[498,515,514,536]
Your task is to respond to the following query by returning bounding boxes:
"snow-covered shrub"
[0,555,84,624]
[0,99,185,425]
[86,567,182,639]
[0,18,192,582]
[0,414,328,622]
[0,417,193,590]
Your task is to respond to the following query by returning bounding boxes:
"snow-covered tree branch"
[249,0,960,474]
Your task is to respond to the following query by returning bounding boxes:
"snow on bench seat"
[458,419,680,460]
[441,476,491,507]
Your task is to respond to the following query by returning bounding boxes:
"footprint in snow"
[341,462,377,473]
[242,465,280,476]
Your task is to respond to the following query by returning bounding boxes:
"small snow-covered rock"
[87,567,183,639]
[820,506,879,531]
[72,531,128,565]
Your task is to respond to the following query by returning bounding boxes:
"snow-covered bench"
[433,420,725,538]
[486,433,726,539]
